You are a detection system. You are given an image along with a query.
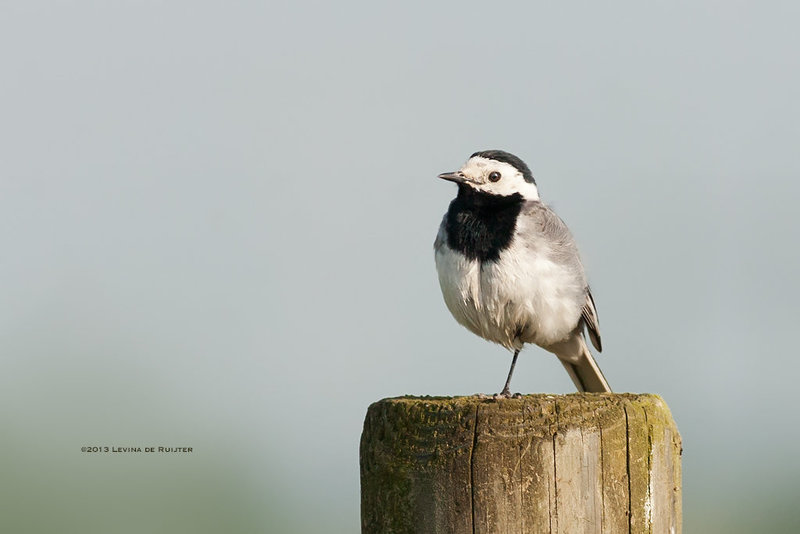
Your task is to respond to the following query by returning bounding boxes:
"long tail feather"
[560,342,611,393]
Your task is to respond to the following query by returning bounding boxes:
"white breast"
[435,237,584,351]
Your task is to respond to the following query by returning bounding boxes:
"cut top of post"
[360,393,681,534]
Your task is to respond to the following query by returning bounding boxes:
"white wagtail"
[434,150,611,395]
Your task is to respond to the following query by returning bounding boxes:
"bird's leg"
[498,349,521,397]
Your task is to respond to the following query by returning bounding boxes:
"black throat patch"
[445,186,524,262]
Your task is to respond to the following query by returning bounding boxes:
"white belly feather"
[435,237,583,351]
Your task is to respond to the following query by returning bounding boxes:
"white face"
[458,156,540,200]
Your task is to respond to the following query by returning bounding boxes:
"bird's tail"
[559,338,611,393]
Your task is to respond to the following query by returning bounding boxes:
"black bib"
[445,186,524,263]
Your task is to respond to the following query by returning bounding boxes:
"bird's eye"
[488,171,501,182]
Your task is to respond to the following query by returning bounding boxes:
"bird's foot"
[493,389,522,400]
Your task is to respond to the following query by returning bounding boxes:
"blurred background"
[1,1,798,532]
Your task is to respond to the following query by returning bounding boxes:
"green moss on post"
[360,394,681,534]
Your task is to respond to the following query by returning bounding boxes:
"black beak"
[438,171,467,184]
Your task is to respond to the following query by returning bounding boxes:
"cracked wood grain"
[360,394,681,534]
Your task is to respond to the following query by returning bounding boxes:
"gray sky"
[2,2,799,532]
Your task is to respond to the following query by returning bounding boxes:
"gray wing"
[521,201,585,270]
[582,289,602,352]
[523,202,602,351]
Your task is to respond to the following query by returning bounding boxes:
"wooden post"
[360,394,681,534]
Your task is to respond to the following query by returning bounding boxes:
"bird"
[434,150,611,395]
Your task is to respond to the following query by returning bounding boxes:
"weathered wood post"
[360,394,681,533]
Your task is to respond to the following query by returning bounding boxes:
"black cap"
[470,150,535,184]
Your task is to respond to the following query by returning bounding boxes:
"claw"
[492,390,521,400]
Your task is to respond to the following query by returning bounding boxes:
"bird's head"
[438,150,539,201]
